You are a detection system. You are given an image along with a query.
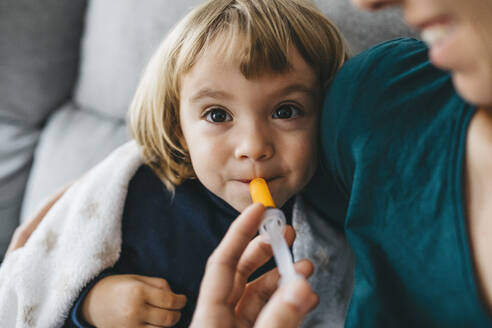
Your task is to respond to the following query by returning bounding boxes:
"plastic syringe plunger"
[249,178,300,285]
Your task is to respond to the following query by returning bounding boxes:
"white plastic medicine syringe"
[249,178,301,285]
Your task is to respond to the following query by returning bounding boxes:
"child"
[0,0,349,327]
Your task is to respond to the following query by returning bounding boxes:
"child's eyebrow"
[277,83,318,98]
[189,88,233,103]
[189,83,317,104]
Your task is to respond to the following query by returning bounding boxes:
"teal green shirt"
[305,38,492,327]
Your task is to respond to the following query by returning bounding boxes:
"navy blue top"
[66,164,293,327]
[305,38,492,326]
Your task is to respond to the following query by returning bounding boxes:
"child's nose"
[234,124,274,162]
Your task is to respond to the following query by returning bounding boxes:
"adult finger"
[236,226,295,283]
[144,305,182,327]
[254,278,319,328]
[235,259,314,326]
[230,226,296,304]
[198,203,265,304]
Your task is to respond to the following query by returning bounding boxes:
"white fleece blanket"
[0,141,143,327]
[0,141,354,328]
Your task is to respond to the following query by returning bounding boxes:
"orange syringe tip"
[249,178,276,208]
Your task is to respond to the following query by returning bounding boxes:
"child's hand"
[82,274,187,327]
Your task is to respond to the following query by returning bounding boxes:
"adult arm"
[6,185,70,255]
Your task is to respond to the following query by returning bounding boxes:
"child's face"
[179,44,320,212]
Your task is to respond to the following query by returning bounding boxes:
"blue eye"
[205,108,232,123]
[272,104,302,119]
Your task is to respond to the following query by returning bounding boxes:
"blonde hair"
[129,0,349,191]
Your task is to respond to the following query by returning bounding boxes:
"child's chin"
[222,192,252,213]
[230,200,250,213]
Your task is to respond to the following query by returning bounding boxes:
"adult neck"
[464,106,492,311]
[467,107,492,173]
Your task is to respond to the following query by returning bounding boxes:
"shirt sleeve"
[304,38,432,227]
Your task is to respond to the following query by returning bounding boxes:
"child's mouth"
[237,177,278,184]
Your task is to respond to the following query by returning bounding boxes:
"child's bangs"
[209,23,292,79]
[179,0,300,79]
[213,3,294,79]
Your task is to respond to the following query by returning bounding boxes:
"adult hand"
[82,274,187,327]
[190,203,319,328]
[6,186,68,255]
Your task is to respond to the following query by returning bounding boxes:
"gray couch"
[0,0,415,259]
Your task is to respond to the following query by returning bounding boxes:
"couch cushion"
[0,0,87,258]
[74,0,415,121]
[315,0,417,54]
[20,103,129,222]
[74,0,203,120]
[0,122,40,257]
[0,0,87,124]
[315,0,417,55]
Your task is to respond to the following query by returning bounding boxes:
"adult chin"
[452,71,492,108]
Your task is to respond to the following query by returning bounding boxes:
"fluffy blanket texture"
[0,141,354,327]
